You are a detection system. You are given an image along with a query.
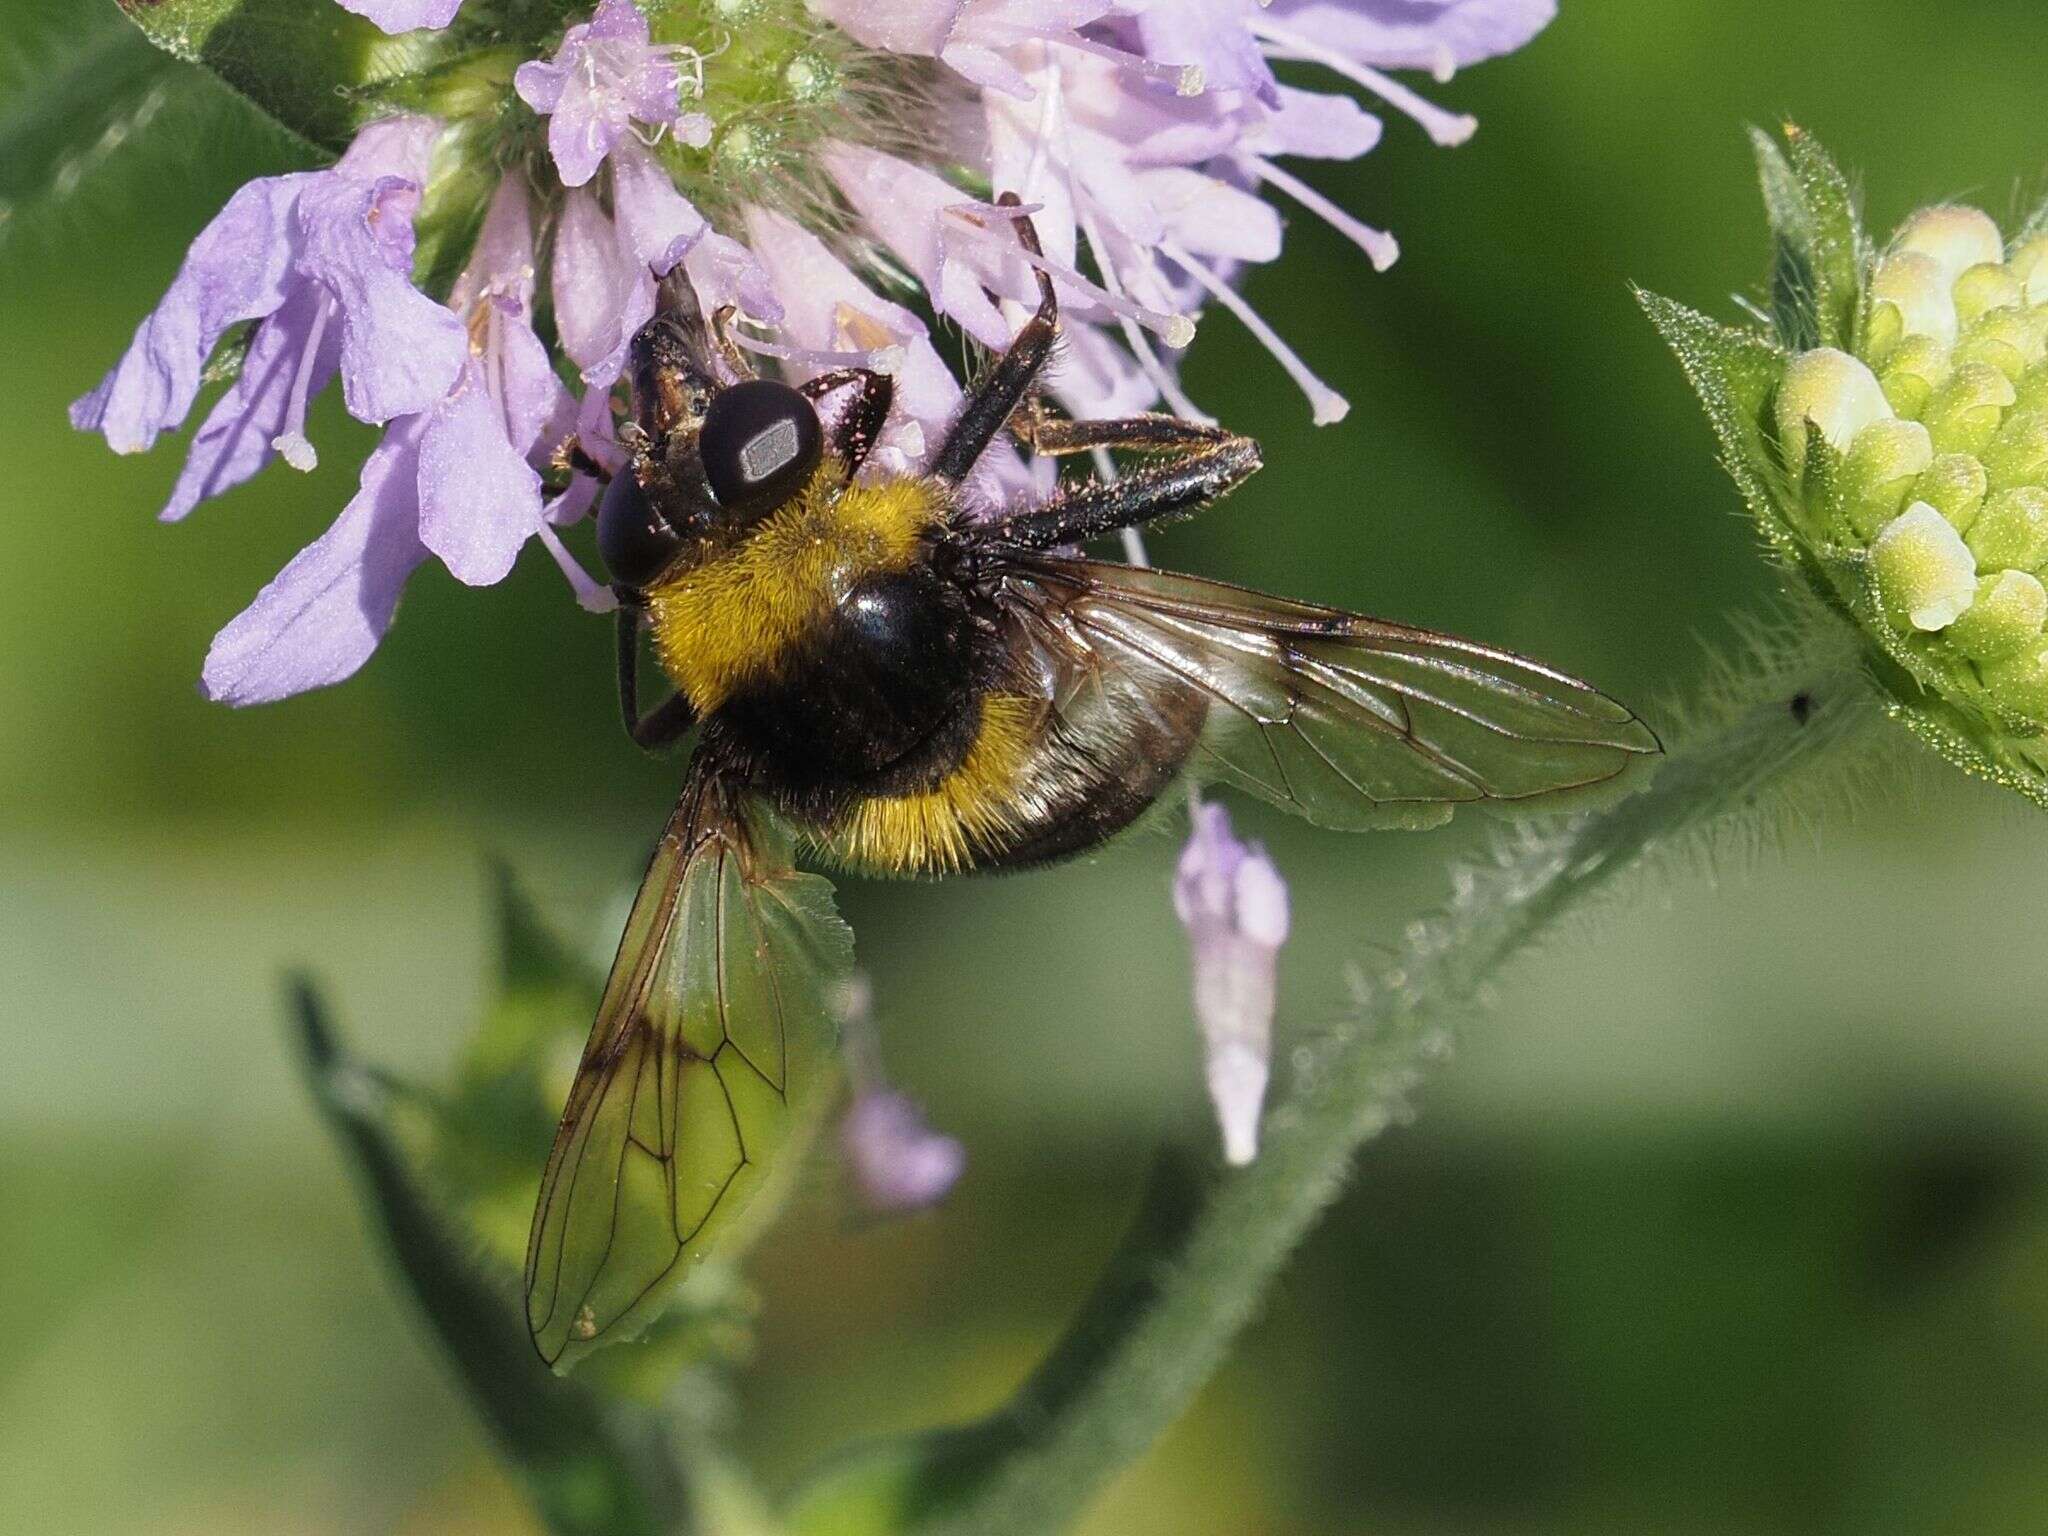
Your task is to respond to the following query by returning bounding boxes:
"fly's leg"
[930,192,1058,485]
[800,368,896,476]
[617,608,697,752]
[993,413,1263,549]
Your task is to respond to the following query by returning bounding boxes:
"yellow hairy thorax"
[645,460,944,713]
[816,694,1045,876]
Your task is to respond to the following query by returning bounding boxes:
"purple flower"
[335,0,463,33]
[841,1088,968,1215]
[72,114,467,520]
[201,173,610,704]
[514,0,711,189]
[1174,801,1290,1166]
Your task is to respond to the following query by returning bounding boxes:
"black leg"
[617,608,697,752]
[1010,405,1236,458]
[993,432,1262,550]
[930,193,1058,485]
[800,368,895,477]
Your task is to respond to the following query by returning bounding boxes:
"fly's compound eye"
[596,467,684,590]
[699,379,824,516]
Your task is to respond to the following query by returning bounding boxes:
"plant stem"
[901,623,1883,1536]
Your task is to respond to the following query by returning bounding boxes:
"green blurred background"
[8,2,2048,1531]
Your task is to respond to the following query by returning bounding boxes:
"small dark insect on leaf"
[1790,691,1815,726]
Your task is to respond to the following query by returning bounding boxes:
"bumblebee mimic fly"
[524,198,1660,1369]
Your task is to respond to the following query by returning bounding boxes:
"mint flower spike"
[86,0,1555,703]
[1644,124,2048,808]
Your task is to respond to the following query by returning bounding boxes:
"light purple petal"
[70,171,312,453]
[161,284,340,522]
[1252,86,1384,159]
[1137,0,1280,104]
[682,229,783,324]
[512,58,568,116]
[333,113,444,183]
[200,418,429,705]
[807,0,959,55]
[334,0,463,34]
[842,1089,965,1214]
[1044,320,1160,421]
[295,173,467,422]
[450,173,539,316]
[612,138,706,276]
[1264,0,1556,70]
[417,361,545,586]
[552,186,655,385]
[585,0,653,43]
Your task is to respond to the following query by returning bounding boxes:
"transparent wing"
[1002,554,1661,831]
[524,772,853,1371]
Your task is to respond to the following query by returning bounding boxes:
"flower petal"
[295,173,467,423]
[161,284,340,522]
[200,418,429,705]
[1266,0,1556,71]
[417,363,545,586]
[70,172,312,453]
[552,186,655,385]
[612,139,707,277]
[334,0,463,34]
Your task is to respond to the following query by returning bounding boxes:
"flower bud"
[1983,409,2048,492]
[1870,250,1958,352]
[1984,642,2048,719]
[2011,236,2048,304]
[1955,307,2046,383]
[1895,205,2004,284]
[1954,262,2025,329]
[1873,501,1978,632]
[1948,570,2048,663]
[1776,347,1892,472]
[1912,452,1990,533]
[1842,418,1934,538]
[2017,361,2048,418]
[1924,360,2018,458]
[1965,487,2048,572]
[1878,335,1953,419]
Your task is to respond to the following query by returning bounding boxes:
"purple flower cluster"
[76,0,1553,706]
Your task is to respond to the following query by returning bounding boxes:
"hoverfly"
[524,197,1659,1369]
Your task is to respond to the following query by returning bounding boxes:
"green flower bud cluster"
[1643,126,2048,806]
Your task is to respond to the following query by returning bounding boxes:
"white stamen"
[1243,155,1400,271]
[1034,30,1204,95]
[1161,240,1350,425]
[270,293,335,472]
[534,517,618,613]
[1074,201,1212,421]
[1252,19,1478,146]
[1430,44,1457,84]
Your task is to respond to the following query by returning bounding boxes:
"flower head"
[1174,800,1291,1166]
[1645,125,2048,807]
[833,977,965,1215]
[78,0,1553,702]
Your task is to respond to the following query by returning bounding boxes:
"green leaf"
[1748,124,1866,353]
[1783,124,1867,350]
[290,976,691,1536]
[1637,289,1793,550]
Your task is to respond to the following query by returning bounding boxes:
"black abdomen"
[712,567,984,810]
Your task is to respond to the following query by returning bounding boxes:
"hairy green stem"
[882,622,1884,1535]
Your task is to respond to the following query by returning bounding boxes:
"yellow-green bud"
[1912,452,1990,533]
[1965,486,2048,571]
[1869,250,1957,355]
[1983,642,2048,718]
[1878,335,1953,419]
[1954,307,2046,383]
[1948,570,2048,663]
[1873,501,1979,631]
[1776,347,1892,473]
[1953,262,2025,328]
[1924,360,2018,458]
[1896,205,2005,283]
[2010,236,2048,304]
[1842,418,1935,538]
[2016,361,2048,418]
[1983,409,2048,492]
